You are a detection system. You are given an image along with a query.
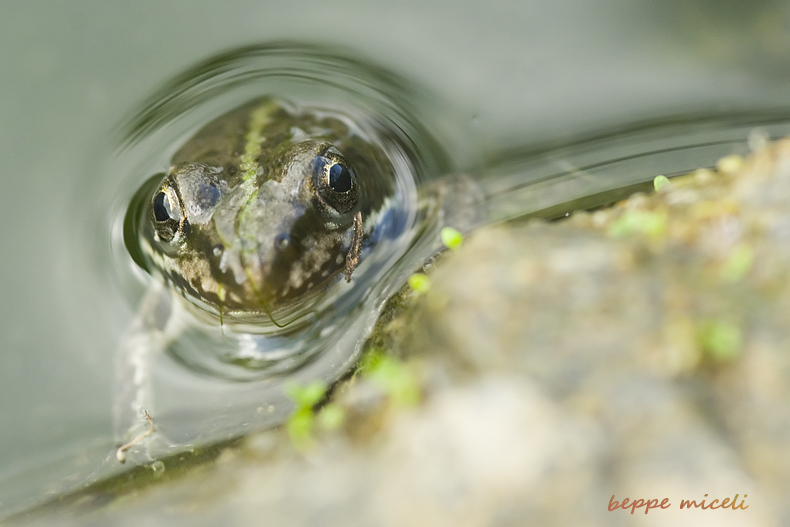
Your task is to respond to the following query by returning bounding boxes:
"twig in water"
[116,410,154,463]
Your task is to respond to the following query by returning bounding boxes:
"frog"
[126,98,397,328]
[116,96,434,456]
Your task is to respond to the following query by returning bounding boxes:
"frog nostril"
[274,233,290,250]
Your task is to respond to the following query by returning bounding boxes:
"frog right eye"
[151,186,184,242]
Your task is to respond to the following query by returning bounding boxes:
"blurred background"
[1,0,789,517]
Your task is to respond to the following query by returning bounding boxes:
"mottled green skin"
[137,98,395,323]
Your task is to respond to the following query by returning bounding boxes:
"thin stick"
[345,212,363,282]
[116,410,154,463]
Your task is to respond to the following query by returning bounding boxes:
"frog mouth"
[234,210,363,313]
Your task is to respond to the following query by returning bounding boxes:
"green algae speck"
[285,380,327,448]
[607,209,667,239]
[359,349,420,407]
[285,380,326,407]
[408,273,431,294]
[317,404,345,430]
[653,175,671,192]
[441,227,464,250]
[697,319,742,362]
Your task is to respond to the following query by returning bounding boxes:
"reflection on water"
[9,33,790,520]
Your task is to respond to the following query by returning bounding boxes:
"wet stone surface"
[23,139,790,526]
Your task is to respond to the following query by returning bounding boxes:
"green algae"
[407,273,431,294]
[440,227,464,251]
[358,349,421,407]
[697,319,742,362]
[653,174,671,192]
[607,209,668,239]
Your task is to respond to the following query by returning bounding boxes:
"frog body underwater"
[128,98,396,327]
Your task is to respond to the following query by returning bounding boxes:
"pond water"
[2,0,790,517]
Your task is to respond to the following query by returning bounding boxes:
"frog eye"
[311,153,358,216]
[153,187,182,222]
[151,186,184,242]
[328,163,352,193]
[154,192,173,221]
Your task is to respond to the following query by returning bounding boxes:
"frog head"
[141,139,361,324]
